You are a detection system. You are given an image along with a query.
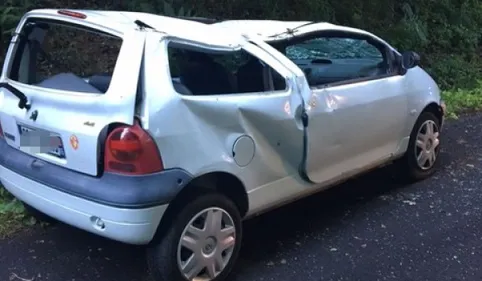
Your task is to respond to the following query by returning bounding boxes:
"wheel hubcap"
[203,237,217,255]
[415,120,440,170]
[177,207,236,281]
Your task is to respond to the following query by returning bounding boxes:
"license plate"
[18,124,66,158]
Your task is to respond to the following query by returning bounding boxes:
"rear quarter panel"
[139,36,304,194]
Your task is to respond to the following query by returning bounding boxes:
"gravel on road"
[1,113,481,281]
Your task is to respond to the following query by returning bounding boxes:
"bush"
[1,0,481,90]
[0,186,28,237]
[0,0,32,62]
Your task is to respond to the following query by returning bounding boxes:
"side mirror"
[401,51,420,69]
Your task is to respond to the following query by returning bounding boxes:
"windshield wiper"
[0,82,31,110]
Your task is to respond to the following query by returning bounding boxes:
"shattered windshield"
[285,38,383,60]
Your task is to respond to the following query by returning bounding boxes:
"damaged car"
[0,9,445,281]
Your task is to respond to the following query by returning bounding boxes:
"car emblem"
[70,135,79,150]
[29,110,38,121]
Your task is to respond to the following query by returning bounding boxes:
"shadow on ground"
[6,159,444,281]
[3,112,471,281]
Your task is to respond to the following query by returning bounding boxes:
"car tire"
[147,192,243,281]
[23,203,57,224]
[396,111,441,182]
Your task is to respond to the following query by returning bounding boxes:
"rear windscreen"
[8,18,123,94]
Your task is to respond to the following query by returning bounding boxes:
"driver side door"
[288,34,408,183]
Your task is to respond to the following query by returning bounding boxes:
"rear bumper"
[0,139,192,208]
[1,165,165,244]
[0,139,193,244]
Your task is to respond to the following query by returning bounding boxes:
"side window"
[281,36,387,87]
[166,42,286,96]
[8,19,122,94]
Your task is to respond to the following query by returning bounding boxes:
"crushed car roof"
[25,9,247,48]
[24,9,381,47]
[212,20,378,41]
[213,20,313,37]
[213,20,395,50]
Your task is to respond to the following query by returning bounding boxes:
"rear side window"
[166,42,287,96]
[8,18,122,94]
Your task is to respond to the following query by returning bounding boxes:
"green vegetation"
[442,87,482,119]
[0,0,482,233]
[0,188,35,238]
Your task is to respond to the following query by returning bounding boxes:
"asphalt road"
[1,113,482,281]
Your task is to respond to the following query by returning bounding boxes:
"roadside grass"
[0,187,35,238]
[0,86,482,236]
[442,86,482,119]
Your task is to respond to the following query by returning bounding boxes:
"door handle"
[294,105,308,129]
[301,111,308,127]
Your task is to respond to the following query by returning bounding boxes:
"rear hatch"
[0,13,145,176]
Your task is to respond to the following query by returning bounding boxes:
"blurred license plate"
[18,125,65,158]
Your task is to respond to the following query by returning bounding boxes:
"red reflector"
[57,10,87,19]
[109,140,142,152]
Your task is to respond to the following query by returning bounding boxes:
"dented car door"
[249,28,408,184]
[304,78,407,183]
[142,33,306,192]
[289,34,408,184]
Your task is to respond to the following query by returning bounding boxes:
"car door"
[270,30,408,184]
[305,76,407,183]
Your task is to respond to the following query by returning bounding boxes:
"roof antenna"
[134,20,153,30]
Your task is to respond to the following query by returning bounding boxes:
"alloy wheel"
[177,207,237,281]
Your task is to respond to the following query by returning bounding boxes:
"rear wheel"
[147,193,242,281]
[395,111,441,182]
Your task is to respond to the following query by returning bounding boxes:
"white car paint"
[0,10,444,244]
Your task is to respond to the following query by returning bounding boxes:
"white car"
[0,10,445,281]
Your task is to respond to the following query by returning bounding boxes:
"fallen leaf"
[9,273,34,281]
[402,200,416,206]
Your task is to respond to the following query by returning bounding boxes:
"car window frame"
[164,38,291,97]
[6,17,124,95]
[269,30,400,89]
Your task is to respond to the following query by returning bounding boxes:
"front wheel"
[396,111,441,182]
[147,193,242,281]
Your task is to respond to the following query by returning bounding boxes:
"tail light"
[0,123,4,138]
[104,121,163,175]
